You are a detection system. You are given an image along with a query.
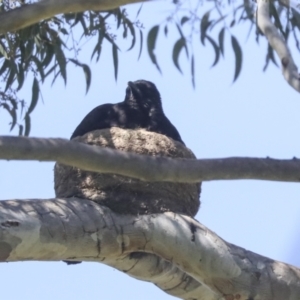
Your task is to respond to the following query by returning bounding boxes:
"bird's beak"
[128,81,141,96]
[128,81,134,88]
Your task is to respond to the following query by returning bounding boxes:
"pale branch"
[257,0,300,93]
[0,0,150,34]
[1,198,300,299]
[1,135,300,183]
[102,255,216,300]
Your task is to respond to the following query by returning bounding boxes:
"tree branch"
[257,0,300,93]
[0,0,150,34]
[0,135,300,183]
[1,198,299,299]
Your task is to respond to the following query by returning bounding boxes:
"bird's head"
[125,80,163,112]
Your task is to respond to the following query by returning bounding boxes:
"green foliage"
[231,35,242,82]
[0,0,299,134]
[69,59,92,94]
[0,8,143,135]
[147,25,161,73]
[172,37,188,73]
[112,44,119,81]
[142,3,251,84]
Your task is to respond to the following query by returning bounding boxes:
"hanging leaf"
[136,4,143,18]
[112,43,119,81]
[147,25,161,73]
[200,11,211,45]
[32,56,45,82]
[42,44,54,68]
[9,108,17,131]
[175,24,189,57]
[91,32,104,62]
[34,36,41,49]
[18,125,24,136]
[116,8,122,29]
[60,28,69,35]
[69,59,92,93]
[82,64,92,94]
[71,12,84,28]
[8,97,17,111]
[123,22,128,38]
[172,37,186,74]
[291,9,300,31]
[17,63,25,91]
[164,25,168,37]
[138,30,143,60]
[292,29,300,51]
[0,59,9,76]
[44,64,57,79]
[24,113,31,136]
[104,33,117,45]
[1,103,17,131]
[263,53,270,72]
[191,54,195,89]
[231,35,243,82]
[218,28,225,57]
[205,35,220,67]
[91,42,102,62]
[54,42,67,84]
[69,58,82,67]
[268,46,278,67]
[4,67,16,92]
[125,19,136,51]
[284,26,290,41]
[51,70,61,86]
[263,44,278,71]
[24,39,34,62]
[181,16,189,25]
[27,77,39,115]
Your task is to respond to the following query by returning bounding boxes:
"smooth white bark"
[1,198,299,299]
[257,0,300,93]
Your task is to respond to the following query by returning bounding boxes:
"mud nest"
[54,128,201,217]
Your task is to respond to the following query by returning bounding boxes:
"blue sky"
[1,1,300,299]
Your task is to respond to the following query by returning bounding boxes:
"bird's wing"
[70,104,120,139]
[148,114,185,145]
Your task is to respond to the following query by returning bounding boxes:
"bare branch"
[0,0,150,34]
[1,134,300,182]
[257,0,300,93]
[1,198,299,299]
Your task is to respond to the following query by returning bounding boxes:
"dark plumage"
[71,80,184,145]
[65,80,184,265]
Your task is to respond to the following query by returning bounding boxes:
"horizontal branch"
[0,0,150,34]
[1,198,299,299]
[1,135,300,183]
[257,0,300,93]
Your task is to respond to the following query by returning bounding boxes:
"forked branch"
[0,198,299,299]
[257,0,300,92]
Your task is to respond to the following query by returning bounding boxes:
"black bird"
[65,80,184,265]
[71,80,184,145]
